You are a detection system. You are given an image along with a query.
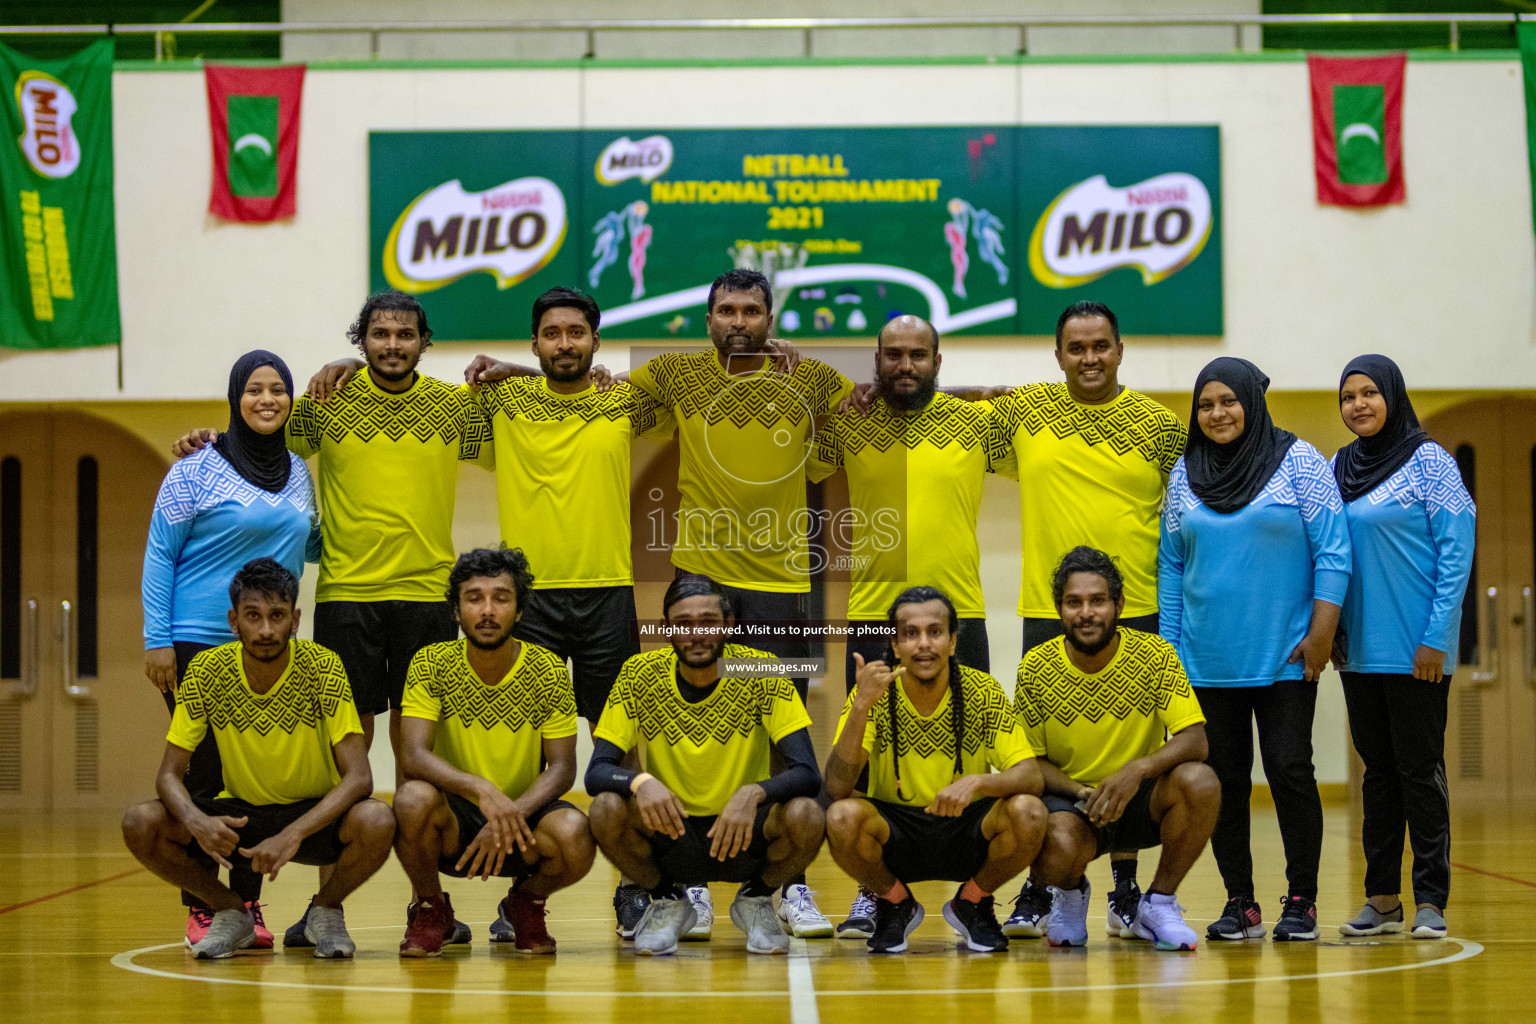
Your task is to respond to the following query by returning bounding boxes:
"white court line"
[787,938,819,1024]
[109,937,1484,999]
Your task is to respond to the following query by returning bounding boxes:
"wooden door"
[0,411,167,810]
[1424,398,1536,799]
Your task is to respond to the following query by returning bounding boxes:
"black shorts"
[646,800,775,885]
[845,617,991,694]
[438,791,578,878]
[871,797,995,884]
[514,586,640,723]
[184,795,351,868]
[1022,613,1161,659]
[1042,777,1162,857]
[313,600,459,715]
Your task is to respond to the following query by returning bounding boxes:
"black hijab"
[1184,357,1298,514]
[1332,354,1431,503]
[213,350,294,493]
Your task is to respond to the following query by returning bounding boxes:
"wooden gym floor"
[2,795,1533,1024]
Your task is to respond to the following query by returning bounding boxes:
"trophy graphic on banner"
[728,241,808,332]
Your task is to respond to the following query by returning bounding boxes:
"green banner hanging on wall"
[0,38,120,350]
[370,124,1220,341]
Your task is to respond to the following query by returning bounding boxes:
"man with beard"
[823,586,1045,954]
[808,315,1008,937]
[1013,547,1218,951]
[990,301,1186,938]
[393,548,595,957]
[584,574,827,957]
[121,559,396,959]
[172,291,494,946]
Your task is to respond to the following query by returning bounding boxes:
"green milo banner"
[0,39,120,350]
[370,125,1219,340]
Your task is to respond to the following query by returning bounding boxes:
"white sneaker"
[634,897,697,956]
[731,893,791,954]
[683,884,713,939]
[1046,881,1090,948]
[837,888,877,939]
[1130,892,1199,951]
[777,884,834,938]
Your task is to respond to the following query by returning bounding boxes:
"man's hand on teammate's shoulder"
[766,337,801,375]
[308,358,364,402]
[170,427,219,459]
[463,355,520,387]
[838,381,879,418]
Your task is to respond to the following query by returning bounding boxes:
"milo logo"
[383,177,567,294]
[15,71,80,179]
[1028,172,1212,288]
[595,135,673,186]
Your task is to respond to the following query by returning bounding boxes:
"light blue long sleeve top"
[1333,443,1476,674]
[142,447,320,649]
[1158,440,1351,688]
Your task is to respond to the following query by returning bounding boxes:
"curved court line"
[110,936,1483,999]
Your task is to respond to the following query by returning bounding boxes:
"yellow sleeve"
[458,387,496,469]
[399,647,442,722]
[592,662,640,752]
[987,705,1038,772]
[763,677,813,743]
[1158,408,1188,476]
[315,650,363,747]
[285,394,321,458]
[818,365,856,414]
[832,691,877,757]
[541,662,580,740]
[1013,662,1049,757]
[166,670,207,752]
[1155,646,1206,735]
[627,354,667,406]
[806,415,843,484]
[986,400,1019,481]
[629,388,676,442]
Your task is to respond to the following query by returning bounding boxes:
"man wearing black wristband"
[585,574,826,956]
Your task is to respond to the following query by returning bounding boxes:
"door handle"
[2,598,38,702]
[1471,586,1499,686]
[59,599,90,702]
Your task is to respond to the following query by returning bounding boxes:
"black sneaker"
[941,886,1007,953]
[1273,896,1319,942]
[1001,878,1052,938]
[835,888,877,939]
[868,894,925,954]
[614,883,652,940]
[284,898,315,948]
[1108,882,1143,938]
[1207,896,1264,940]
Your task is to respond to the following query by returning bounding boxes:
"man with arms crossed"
[121,558,395,959]
[584,574,826,956]
[991,301,1187,937]
[1014,547,1218,951]
[824,586,1047,954]
[393,547,594,956]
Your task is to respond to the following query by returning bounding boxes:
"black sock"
[1111,859,1138,890]
[781,873,806,894]
[648,877,683,901]
[740,877,775,899]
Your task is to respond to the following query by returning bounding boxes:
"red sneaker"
[246,901,274,950]
[501,889,556,954]
[185,907,214,948]
[400,893,457,958]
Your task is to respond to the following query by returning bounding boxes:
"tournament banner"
[0,38,120,350]
[1307,53,1406,208]
[1517,24,1536,236]
[206,64,306,222]
[369,125,1222,341]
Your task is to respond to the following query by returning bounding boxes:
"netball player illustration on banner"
[944,198,971,298]
[589,200,654,300]
[945,198,1009,301]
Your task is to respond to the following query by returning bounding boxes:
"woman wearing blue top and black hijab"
[1159,357,1350,944]
[140,349,320,945]
[1331,355,1474,942]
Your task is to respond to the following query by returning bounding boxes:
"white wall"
[1,56,1529,403]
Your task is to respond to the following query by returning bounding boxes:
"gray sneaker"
[730,893,790,955]
[189,907,257,959]
[1339,902,1404,936]
[1412,906,1447,940]
[304,903,356,959]
[633,897,697,956]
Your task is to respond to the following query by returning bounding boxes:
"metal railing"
[0,13,1527,61]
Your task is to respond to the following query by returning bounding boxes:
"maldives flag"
[205,64,305,222]
[1307,53,1406,207]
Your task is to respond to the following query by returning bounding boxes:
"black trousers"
[161,641,259,907]
[1195,681,1323,901]
[1341,671,1452,909]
